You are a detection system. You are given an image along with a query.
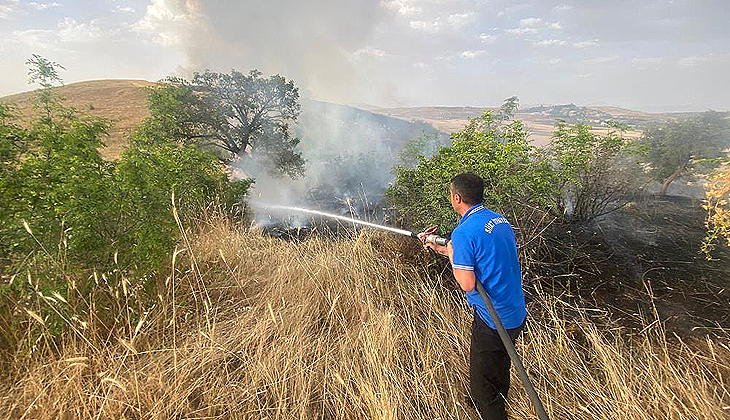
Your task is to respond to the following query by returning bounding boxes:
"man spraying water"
[419,173,527,420]
[262,174,548,419]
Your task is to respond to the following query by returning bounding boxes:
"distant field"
[1,80,699,157]
[370,105,693,146]
[0,80,155,159]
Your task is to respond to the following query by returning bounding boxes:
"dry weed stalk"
[1,215,728,419]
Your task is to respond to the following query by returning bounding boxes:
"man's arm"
[422,240,477,292]
[452,269,476,292]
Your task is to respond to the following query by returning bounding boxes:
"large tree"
[135,69,305,178]
[642,111,730,195]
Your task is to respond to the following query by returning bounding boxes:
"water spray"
[261,203,549,420]
[261,204,447,246]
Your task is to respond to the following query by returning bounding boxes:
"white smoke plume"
[136,0,443,226]
[137,0,385,104]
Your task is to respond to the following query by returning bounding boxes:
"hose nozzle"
[424,234,448,246]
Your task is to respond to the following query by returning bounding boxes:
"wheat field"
[1,216,728,419]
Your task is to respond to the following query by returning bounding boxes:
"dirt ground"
[537,195,730,338]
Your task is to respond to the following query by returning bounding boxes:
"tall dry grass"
[1,215,728,419]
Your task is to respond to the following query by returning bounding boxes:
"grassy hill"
[0,79,155,159]
[371,104,702,146]
[0,80,443,161]
[2,80,702,154]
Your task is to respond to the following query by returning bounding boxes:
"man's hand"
[418,225,450,257]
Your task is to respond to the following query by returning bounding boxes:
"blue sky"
[1,0,728,111]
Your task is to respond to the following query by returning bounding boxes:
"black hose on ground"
[474,280,550,420]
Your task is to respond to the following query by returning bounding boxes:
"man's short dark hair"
[450,173,484,205]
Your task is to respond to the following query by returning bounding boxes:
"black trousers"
[469,312,525,420]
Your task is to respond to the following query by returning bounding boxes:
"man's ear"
[453,193,462,204]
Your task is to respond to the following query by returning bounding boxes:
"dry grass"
[1,216,728,419]
[0,80,154,160]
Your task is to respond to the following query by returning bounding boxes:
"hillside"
[0,79,155,159]
[0,80,443,161]
[371,104,703,145]
[2,80,704,154]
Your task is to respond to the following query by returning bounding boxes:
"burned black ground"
[536,195,730,338]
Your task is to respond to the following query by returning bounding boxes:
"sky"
[1,0,728,112]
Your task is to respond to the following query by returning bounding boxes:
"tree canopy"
[641,111,730,195]
[135,69,305,178]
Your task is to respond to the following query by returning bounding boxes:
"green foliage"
[0,57,253,355]
[549,122,646,221]
[25,54,66,124]
[387,111,556,233]
[114,144,251,269]
[135,69,305,178]
[0,106,115,269]
[641,111,730,194]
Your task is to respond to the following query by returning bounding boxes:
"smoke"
[136,0,443,225]
[139,0,385,104]
[238,99,444,223]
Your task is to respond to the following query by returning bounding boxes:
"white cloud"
[28,2,61,11]
[114,5,135,14]
[0,5,14,19]
[506,27,537,35]
[5,28,57,50]
[409,11,475,33]
[534,39,566,47]
[351,46,387,61]
[58,17,104,43]
[461,50,486,59]
[132,0,205,46]
[412,62,428,69]
[519,17,542,27]
[479,33,496,44]
[548,58,562,65]
[447,12,475,29]
[573,39,599,48]
[409,20,441,33]
[553,4,573,12]
[508,17,561,36]
[382,1,421,16]
[548,21,562,29]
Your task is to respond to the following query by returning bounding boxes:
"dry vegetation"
[1,215,728,419]
[0,80,154,159]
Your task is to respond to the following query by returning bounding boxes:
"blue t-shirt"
[451,204,527,329]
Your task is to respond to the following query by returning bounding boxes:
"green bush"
[387,111,556,234]
[548,122,646,221]
[114,143,251,270]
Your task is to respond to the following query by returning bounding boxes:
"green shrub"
[387,111,556,234]
[548,122,646,222]
[114,143,251,270]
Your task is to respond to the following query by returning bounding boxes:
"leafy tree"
[135,69,305,178]
[495,96,520,127]
[641,111,730,195]
[387,111,556,234]
[25,54,65,124]
[549,122,646,221]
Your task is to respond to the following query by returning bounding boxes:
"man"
[420,172,527,420]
